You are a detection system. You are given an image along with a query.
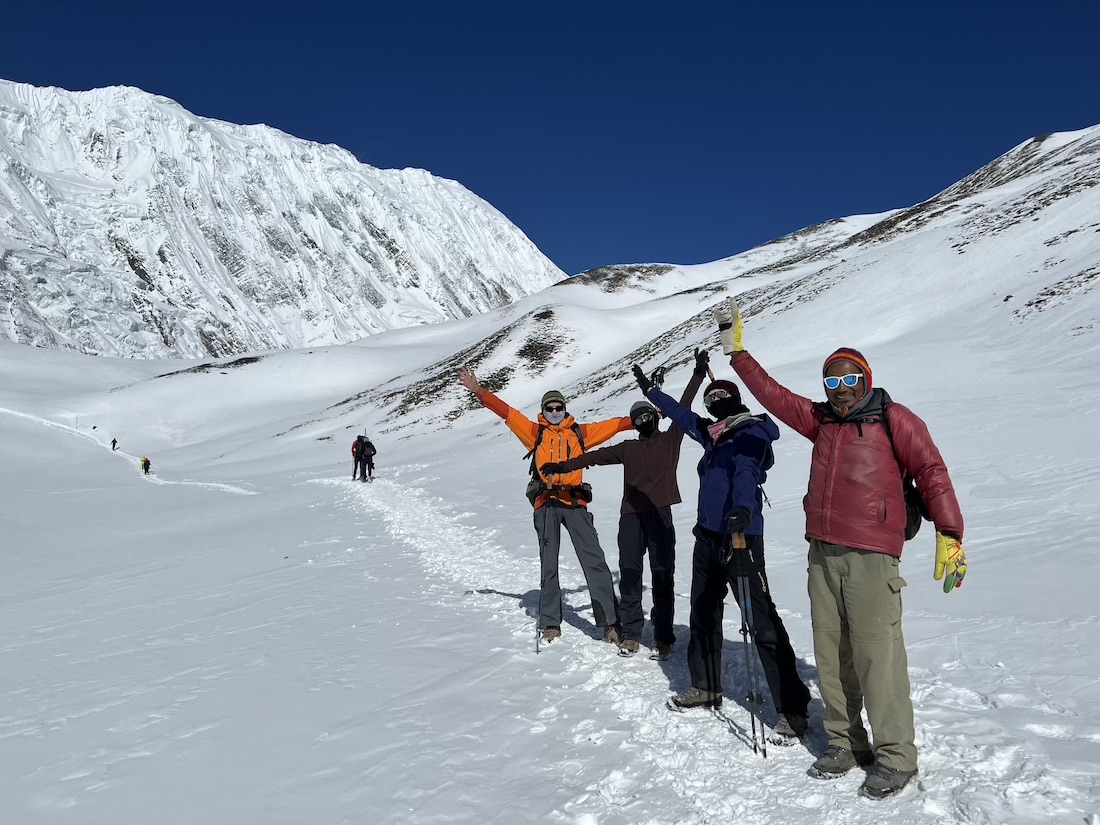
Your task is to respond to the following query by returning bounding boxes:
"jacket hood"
[749,413,781,443]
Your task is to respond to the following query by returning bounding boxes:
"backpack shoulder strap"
[523,422,586,477]
[878,394,906,475]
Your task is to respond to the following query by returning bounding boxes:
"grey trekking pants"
[808,539,917,772]
[535,503,620,630]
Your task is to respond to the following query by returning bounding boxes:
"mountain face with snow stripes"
[0,79,565,358]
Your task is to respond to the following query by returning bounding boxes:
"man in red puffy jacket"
[718,298,966,800]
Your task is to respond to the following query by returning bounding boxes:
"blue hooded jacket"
[647,387,779,535]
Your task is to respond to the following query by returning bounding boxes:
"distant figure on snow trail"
[633,348,811,747]
[725,295,966,800]
[351,434,376,482]
[540,351,706,660]
[140,456,151,475]
[458,368,631,646]
[111,438,117,451]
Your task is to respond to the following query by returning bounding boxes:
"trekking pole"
[535,547,542,654]
[732,532,767,759]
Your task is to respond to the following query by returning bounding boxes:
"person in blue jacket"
[633,365,811,743]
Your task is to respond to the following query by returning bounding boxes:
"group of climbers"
[457,296,966,801]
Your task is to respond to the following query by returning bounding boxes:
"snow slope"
[1,125,1099,824]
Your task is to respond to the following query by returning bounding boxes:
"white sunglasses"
[823,373,862,390]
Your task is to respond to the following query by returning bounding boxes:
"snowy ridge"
[0,79,564,358]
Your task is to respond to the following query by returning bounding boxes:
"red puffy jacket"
[734,353,963,557]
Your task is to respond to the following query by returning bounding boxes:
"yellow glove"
[715,296,745,355]
[934,532,967,593]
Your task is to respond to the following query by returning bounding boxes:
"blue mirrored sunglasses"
[823,373,861,390]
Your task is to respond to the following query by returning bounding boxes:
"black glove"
[540,462,565,476]
[632,364,653,394]
[694,347,710,376]
[727,506,751,535]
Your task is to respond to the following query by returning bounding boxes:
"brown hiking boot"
[769,713,809,745]
[542,626,561,643]
[653,641,673,661]
[669,687,722,710]
[603,624,623,645]
[618,639,641,657]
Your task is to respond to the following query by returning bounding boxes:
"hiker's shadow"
[469,585,597,638]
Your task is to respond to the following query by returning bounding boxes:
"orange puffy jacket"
[478,389,632,509]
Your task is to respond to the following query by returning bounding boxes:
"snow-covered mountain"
[0,79,565,358]
[1,124,1098,825]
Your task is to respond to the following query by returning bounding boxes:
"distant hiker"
[725,297,966,799]
[540,350,706,659]
[352,435,377,482]
[111,438,117,451]
[141,456,151,475]
[459,368,631,645]
[633,357,811,744]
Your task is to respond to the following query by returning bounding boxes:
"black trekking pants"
[687,526,810,717]
[617,507,676,645]
[353,457,369,480]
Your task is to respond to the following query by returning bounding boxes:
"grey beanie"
[630,400,657,420]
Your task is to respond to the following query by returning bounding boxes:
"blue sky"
[2,1,1097,276]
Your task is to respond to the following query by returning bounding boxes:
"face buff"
[707,411,756,442]
[543,408,566,425]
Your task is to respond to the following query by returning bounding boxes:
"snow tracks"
[342,470,1098,825]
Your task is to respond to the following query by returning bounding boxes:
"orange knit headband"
[822,347,873,390]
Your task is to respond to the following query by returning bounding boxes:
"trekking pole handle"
[732,532,747,550]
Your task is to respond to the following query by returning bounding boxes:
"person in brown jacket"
[719,297,966,800]
[540,351,707,658]
[458,368,633,644]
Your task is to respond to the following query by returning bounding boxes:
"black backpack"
[879,397,932,540]
[522,423,592,506]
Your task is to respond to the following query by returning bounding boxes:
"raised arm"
[579,416,633,448]
[457,368,540,449]
[731,353,820,441]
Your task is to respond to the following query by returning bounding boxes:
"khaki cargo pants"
[808,540,917,772]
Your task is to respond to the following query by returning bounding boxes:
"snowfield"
[2,123,1100,824]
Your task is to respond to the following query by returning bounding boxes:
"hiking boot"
[769,713,809,745]
[808,745,875,780]
[669,687,722,710]
[618,639,641,657]
[859,763,918,799]
[603,624,623,645]
[652,641,673,661]
[542,626,561,643]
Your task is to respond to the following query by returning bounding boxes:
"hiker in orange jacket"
[459,368,632,644]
